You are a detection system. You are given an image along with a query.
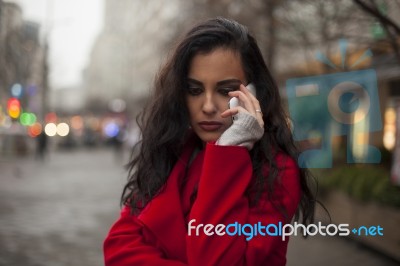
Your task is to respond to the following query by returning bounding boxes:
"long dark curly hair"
[122,17,316,225]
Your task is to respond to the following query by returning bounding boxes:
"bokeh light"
[88,117,100,130]
[108,99,126,113]
[0,105,4,125]
[20,112,37,126]
[28,123,42,137]
[10,83,23,98]
[384,108,396,150]
[57,122,70,137]
[44,123,57,137]
[45,112,58,123]
[2,116,12,128]
[70,115,83,130]
[104,122,119,138]
[7,98,21,119]
[27,84,37,96]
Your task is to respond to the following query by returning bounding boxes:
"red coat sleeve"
[186,143,301,266]
[103,206,187,266]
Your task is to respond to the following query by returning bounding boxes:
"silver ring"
[255,109,262,113]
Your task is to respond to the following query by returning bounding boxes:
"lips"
[198,121,223,131]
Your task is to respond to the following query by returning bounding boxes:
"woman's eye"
[187,87,203,96]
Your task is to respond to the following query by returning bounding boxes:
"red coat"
[104,139,301,266]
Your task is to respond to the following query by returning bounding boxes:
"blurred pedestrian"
[36,130,48,161]
[111,127,125,162]
[104,17,316,265]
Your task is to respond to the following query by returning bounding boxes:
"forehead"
[188,48,245,81]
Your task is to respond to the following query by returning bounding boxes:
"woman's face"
[186,48,247,143]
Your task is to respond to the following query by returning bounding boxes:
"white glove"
[216,112,264,150]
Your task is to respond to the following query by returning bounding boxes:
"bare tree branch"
[353,0,400,64]
[353,0,400,35]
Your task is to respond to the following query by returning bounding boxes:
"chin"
[196,132,222,143]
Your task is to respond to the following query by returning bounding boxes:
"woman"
[104,17,315,266]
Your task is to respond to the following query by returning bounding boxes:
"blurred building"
[83,0,188,115]
[0,1,47,118]
[0,1,47,155]
[48,86,85,115]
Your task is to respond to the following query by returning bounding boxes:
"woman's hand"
[221,84,264,128]
[216,84,264,150]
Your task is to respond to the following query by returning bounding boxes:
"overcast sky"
[10,0,104,89]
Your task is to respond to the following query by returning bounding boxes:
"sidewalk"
[287,234,398,266]
[0,148,126,266]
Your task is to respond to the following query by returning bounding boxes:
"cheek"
[215,97,230,114]
[216,99,233,127]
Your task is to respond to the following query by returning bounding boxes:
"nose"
[202,92,217,115]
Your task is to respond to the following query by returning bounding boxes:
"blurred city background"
[0,0,399,265]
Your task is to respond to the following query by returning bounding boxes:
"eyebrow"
[187,78,242,86]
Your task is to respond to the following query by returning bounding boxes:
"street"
[0,148,398,266]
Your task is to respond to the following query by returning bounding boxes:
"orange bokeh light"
[70,115,83,130]
[28,123,42,137]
